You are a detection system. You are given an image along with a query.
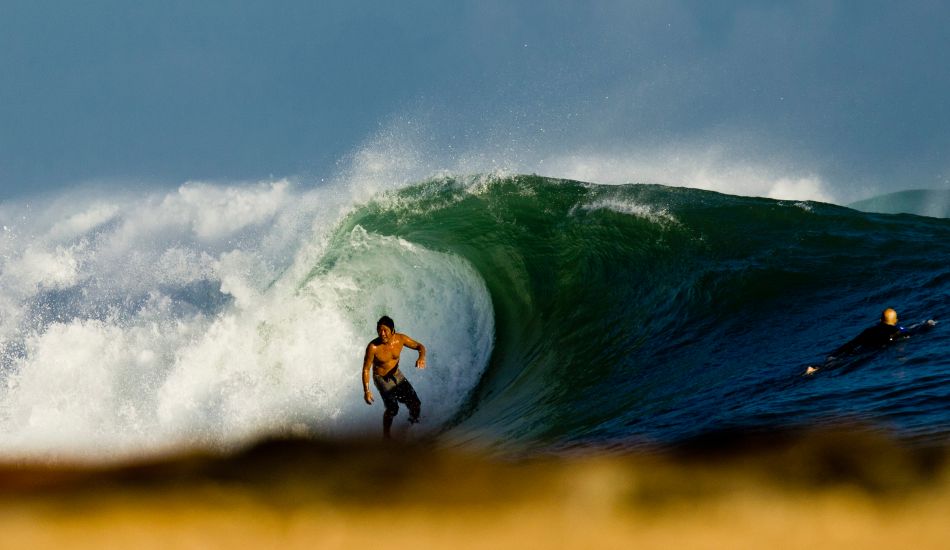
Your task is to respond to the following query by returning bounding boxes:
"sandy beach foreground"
[0,428,947,549]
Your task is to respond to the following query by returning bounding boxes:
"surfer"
[361,316,427,438]
[804,308,936,375]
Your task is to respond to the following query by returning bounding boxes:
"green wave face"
[327,175,950,451]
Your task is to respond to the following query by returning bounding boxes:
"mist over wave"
[329,114,841,204]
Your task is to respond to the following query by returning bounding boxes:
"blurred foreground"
[0,427,947,549]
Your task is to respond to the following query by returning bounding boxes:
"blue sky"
[2,1,948,201]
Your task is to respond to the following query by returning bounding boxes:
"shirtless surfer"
[362,316,427,438]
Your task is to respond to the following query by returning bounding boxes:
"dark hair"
[377,316,395,331]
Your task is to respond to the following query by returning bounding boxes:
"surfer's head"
[881,308,898,326]
[377,316,395,343]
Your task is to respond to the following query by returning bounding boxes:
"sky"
[1,0,948,203]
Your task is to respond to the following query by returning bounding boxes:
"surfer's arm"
[401,334,427,369]
[902,320,937,336]
[362,345,374,405]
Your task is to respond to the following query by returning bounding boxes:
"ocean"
[0,174,947,459]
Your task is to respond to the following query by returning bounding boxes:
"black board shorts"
[372,366,421,421]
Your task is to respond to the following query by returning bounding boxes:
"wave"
[340,175,950,452]
[1,175,949,459]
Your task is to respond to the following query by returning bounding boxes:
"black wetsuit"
[829,322,907,358]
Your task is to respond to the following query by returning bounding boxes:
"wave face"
[1,175,949,458]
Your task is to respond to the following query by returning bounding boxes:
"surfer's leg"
[382,392,399,438]
[395,381,421,424]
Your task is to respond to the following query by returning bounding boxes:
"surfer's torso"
[831,322,906,357]
[369,334,408,376]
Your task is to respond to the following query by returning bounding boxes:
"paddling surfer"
[804,308,936,375]
[362,316,427,438]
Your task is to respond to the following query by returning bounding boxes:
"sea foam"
[0,180,494,459]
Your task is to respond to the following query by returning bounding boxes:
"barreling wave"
[1,174,948,459]
[340,175,950,452]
